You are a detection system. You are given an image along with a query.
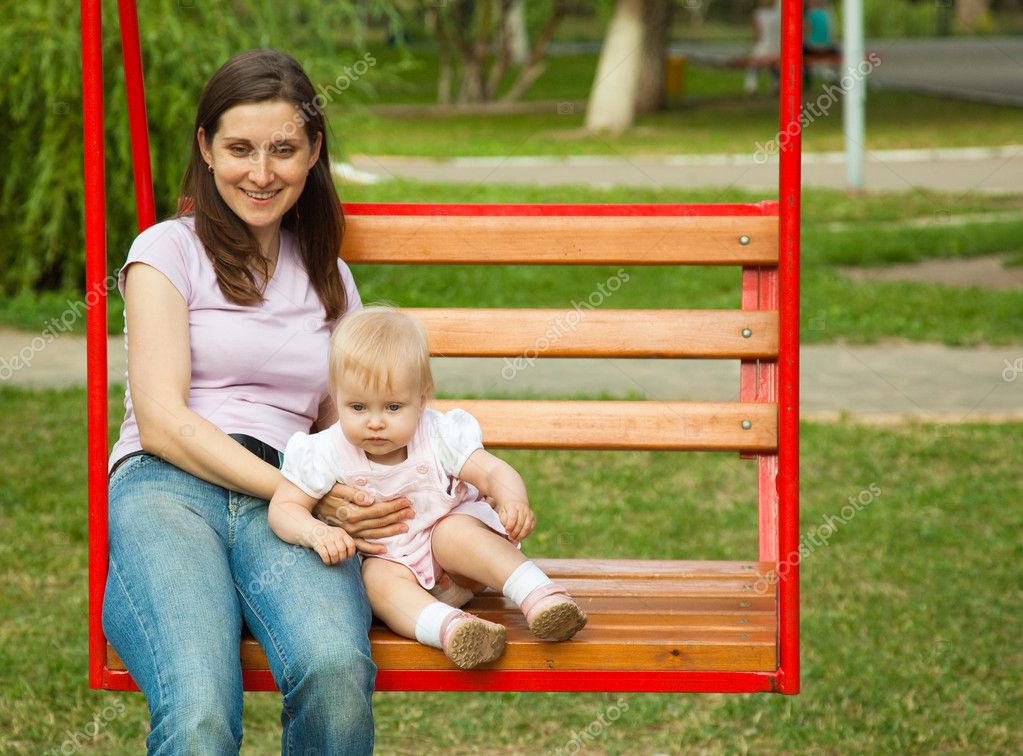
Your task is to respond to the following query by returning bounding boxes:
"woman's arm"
[125,263,281,499]
[269,478,355,564]
[458,449,535,543]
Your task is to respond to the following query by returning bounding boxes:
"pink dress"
[280,409,508,589]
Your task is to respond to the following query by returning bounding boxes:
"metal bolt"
[742,328,752,338]
[742,420,752,430]
[739,235,750,245]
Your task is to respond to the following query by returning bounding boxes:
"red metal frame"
[84,0,800,695]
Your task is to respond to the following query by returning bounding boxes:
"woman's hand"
[312,483,414,555]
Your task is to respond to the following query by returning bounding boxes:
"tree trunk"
[955,0,990,30]
[635,0,672,115]
[506,0,530,65]
[585,0,645,133]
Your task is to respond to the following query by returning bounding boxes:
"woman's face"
[198,99,321,240]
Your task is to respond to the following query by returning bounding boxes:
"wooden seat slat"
[411,308,779,358]
[467,595,777,614]
[464,612,776,632]
[429,400,778,451]
[534,558,773,578]
[342,215,779,265]
[106,559,779,675]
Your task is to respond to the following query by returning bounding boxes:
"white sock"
[413,602,459,649]
[502,560,553,608]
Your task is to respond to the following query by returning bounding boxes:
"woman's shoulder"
[127,216,202,259]
[121,216,206,299]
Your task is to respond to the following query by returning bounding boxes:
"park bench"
[85,1,801,696]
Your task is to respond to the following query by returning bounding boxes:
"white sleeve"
[279,428,343,499]
[428,408,484,478]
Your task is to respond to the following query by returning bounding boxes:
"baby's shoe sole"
[445,617,507,670]
[528,600,587,641]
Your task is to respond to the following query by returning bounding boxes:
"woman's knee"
[285,636,377,703]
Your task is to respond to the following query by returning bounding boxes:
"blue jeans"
[102,453,376,755]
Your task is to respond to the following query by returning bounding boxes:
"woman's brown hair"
[180,49,347,320]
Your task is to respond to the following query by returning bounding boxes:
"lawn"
[0,386,1020,753]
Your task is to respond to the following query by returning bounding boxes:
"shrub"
[0,0,401,294]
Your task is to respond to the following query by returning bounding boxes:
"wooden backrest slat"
[429,400,777,451]
[410,309,778,358]
[342,215,778,265]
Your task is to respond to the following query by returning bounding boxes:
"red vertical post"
[117,0,156,231]
[775,0,802,695]
[82,0,109,690]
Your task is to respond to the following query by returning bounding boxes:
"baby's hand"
[493,499,536,544]
[311,524,356,565]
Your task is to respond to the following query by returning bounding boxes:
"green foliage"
[0,0,402,295]
[857,0,941,38]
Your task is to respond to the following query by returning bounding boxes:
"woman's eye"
[272,146,295,156]
[229,146,249,156]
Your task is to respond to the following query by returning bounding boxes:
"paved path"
[557,37,1023,107]
[348,145,1023,194]
[2,328,1020,423]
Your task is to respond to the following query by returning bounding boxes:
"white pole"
[843,0,865,190]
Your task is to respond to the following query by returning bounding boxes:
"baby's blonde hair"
[328,306,435,400]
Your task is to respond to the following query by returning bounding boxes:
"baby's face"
[336,369,425,465]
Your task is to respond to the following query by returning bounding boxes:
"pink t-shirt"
[108,216,362,470]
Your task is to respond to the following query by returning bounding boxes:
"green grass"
[4,183,1021,346]
[1,386,1021,753]
[335,49,1023,157]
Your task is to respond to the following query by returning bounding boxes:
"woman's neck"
[253,227,282,271]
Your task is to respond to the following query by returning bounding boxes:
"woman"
[103,49,412,754]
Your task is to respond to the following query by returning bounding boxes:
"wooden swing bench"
[96,203,801,694]
[85,0,800,697]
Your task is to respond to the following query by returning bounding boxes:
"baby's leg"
[432,515,587,641]
[361,556,506,670]
[431,514,527,590]
[361,557,434,639]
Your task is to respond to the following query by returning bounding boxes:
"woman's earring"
[207,164,214,174]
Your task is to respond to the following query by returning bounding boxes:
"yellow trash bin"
[665,55,687,99]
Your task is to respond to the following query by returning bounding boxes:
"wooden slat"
[428,400,778,451]
[106,560,778,675]
[534,558,775,579]
[409,309,778,358]
[341,215,778,265]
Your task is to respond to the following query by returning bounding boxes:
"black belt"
[228,433,282,468]
[109,433,281,479]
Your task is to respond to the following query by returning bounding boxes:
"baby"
[269,307,587,668]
